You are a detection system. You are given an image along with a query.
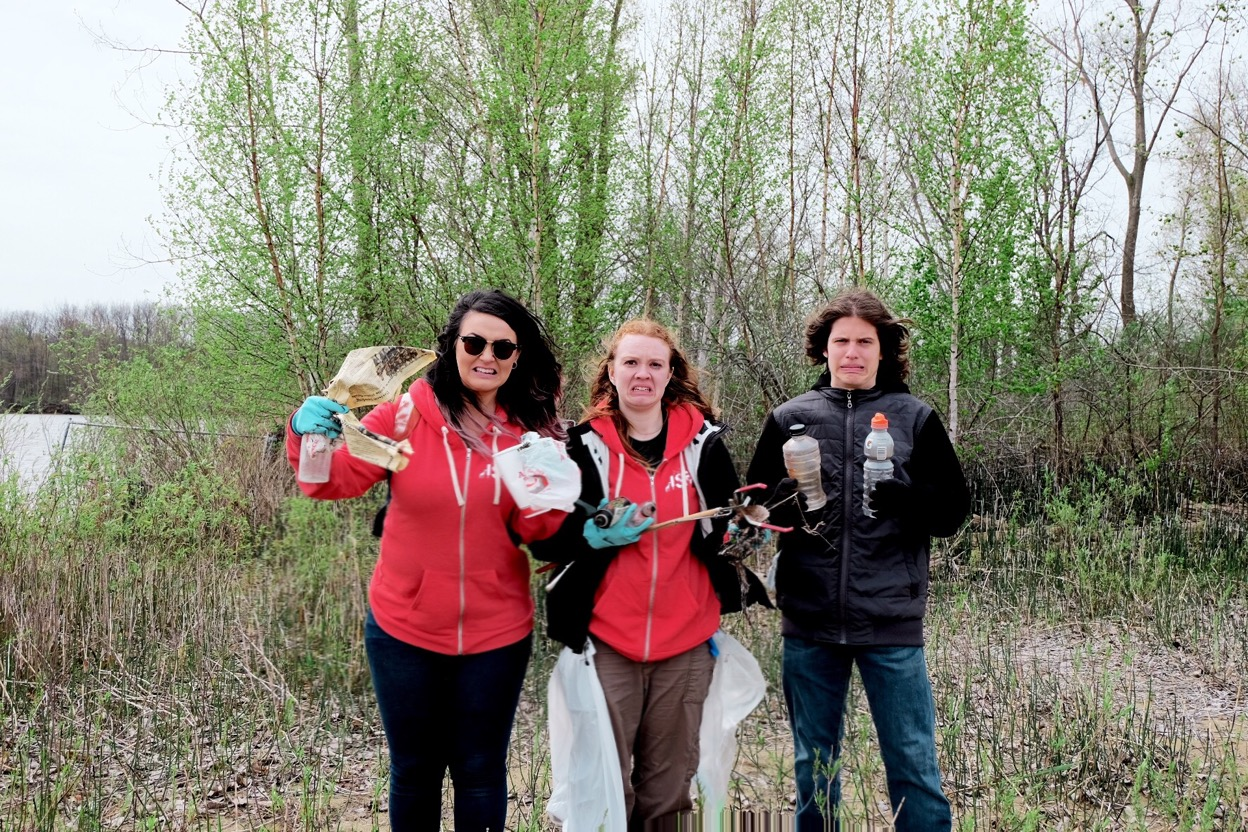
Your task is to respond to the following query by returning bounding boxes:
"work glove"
[293,396,349,438]
[867,477,911,520]
[766,477,809,529]
[582,499,655,550]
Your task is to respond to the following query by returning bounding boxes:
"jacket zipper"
[839,390,853,644]
[457,447,471,655]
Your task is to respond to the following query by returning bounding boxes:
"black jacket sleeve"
[529,429,615,651]
[700,429,773,612]
[745,412,789,500]
[905,411,970,538]
[690,429,741,561]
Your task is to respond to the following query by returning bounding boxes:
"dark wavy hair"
[583,320,715,450]
[804,288,912,387]
[425,289,564,438]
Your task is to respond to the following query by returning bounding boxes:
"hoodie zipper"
[839,390,853,644]
[457,448,472,656]
[642,468,661,663]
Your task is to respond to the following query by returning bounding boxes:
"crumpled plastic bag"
[547,642,626,832]
[494,431,581,513]
[695,630,766,823]
[323,346,436,408]
[319,346,437,471]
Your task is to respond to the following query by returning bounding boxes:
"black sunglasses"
[458,335,520,361]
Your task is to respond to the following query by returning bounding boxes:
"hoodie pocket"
[462,568,526,637]
[408,569,462,628]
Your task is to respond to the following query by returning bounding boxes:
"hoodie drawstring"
[441,426,467,507]
[613,453,625,498]
[491,428,502,505]
[679,451,691,517]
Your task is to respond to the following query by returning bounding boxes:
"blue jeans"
[783,637,951,832]
[364,610,531,831]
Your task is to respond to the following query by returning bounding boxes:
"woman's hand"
[582,501,654,549]
[293,396,349,438]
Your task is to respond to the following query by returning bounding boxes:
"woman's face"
[455,310,519,408]
[608,334,673,416]
[824,316,881,390]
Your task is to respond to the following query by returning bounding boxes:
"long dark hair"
[425,289,564,438]
[583,320,715,456]
[804,288,912,387]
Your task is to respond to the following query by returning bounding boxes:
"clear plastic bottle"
[782,424,826,511]
[627,501,657,527]
[862,412,895,517]
[298,433,341,484]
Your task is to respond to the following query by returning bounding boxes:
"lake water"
[0,414,101,493]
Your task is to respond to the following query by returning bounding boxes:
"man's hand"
[867,477,911,520]
[766,477,809,529]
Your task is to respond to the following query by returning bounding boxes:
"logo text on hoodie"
[665,471,694,492]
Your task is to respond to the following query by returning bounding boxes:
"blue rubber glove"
[293,396,349,438]
[583,501,655,549]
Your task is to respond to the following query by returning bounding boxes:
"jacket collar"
[810,371,910,407]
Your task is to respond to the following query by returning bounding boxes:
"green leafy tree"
[164,0,363,406]
[898,0,1046,444]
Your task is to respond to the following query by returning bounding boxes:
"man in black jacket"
[747,288,970,832]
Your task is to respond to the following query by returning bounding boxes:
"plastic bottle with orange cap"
[858,414,898,516]
[862,412,895,517]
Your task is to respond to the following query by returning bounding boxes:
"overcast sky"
[0,3,188,314]
[0,3,1222,319]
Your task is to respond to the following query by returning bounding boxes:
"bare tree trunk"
[238,22,303,393]
[1048,0,1218,331]
[344,0,378,329]
[947,109,966,444]
[1209,91,1231,452]
[849,20,866,284]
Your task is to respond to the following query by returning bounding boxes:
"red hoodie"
[286,379,566,654]
[586,404,722,662]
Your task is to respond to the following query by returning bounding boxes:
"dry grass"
[2,441,1247,830]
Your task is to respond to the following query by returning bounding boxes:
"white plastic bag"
[695,631,766,822]
[547,642,626,832]
[495,432,582,513]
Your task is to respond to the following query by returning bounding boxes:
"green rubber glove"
[293,396,349,438]
[583,501,655,549]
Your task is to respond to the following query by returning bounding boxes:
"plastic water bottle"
[782,424,826,511]
[862,412,895,517]
[298,433,340,484]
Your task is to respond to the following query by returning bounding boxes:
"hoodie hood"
[402,377,518,456]
[587,401,706,464]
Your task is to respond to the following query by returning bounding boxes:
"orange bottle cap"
[871,412,889,429]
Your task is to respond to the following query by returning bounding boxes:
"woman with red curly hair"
[532,319,769,828]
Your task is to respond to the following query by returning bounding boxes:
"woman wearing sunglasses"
[530,319,770,828]
[286,289,566,831]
